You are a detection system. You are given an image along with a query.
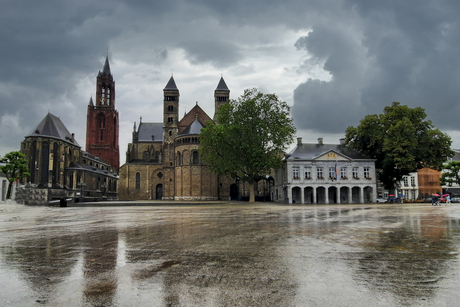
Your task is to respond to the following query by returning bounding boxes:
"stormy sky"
[1,0,460,165]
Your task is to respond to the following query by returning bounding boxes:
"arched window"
[135,172,141,190]
[177,152,181,166]
[192,151,199,165]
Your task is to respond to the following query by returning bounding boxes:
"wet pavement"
[1,202,460,306]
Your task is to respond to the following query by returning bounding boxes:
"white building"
[396,172,419,201]
[1,167,16,202]
[273,138,377,204]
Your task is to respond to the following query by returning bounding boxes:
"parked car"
[451,197,460,203]
[376,198,388,203]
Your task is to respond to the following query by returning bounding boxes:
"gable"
[314,151,350,161]
[178,104,212,133]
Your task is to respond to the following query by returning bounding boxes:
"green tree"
[0,151,30,199]
[345,102,453,192]
[440,160,460,187]
[199,88,296,202]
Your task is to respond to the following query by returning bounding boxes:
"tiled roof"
[178,118,204,136]
[26,113,79,146]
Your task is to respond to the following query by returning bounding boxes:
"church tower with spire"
[214,76,230,121]
[86,56,120,169]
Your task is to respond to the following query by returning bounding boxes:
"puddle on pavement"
[0,204,459,306]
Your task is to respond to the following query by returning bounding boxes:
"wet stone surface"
[0,202,460,306]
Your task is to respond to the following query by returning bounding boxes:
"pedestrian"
[433,195,439,206]
[432,196,435,206]
[446,195,451,206]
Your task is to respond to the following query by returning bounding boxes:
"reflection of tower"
[83,229,119,305]
[163,76,179,200]
[86,56,120,169]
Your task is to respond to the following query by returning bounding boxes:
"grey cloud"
[293,0,460,135]
[179,39,241,68]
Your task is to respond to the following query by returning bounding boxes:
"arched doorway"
[156,184,163,200]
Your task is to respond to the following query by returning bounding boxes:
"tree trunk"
[249,182,255,203]
[6,180,13,200]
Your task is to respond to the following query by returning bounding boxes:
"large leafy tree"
[199,88,296,202]
[440,161,460,187]
[0,151,30,199]
[345,102,453,191]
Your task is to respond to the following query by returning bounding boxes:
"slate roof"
[216,77,229,91]
[286,143,373,161]
[66,162,118,179]
[26,113,79,146]
[164,76,178,90]
[102,56,111,75]
[137,122,163,142]
[179,118,204,136]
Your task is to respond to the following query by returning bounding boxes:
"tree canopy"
[0,151,30,199]
[199,88,296,202]
[440,160,460,187]
[345,102,453,191]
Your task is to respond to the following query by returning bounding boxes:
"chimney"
[297,137,302,145]
[340,138,345,145]
[318,138,323,145]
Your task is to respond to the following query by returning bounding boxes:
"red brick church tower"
[86,56,120,169]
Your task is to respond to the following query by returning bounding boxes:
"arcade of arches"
[287,185,375,204]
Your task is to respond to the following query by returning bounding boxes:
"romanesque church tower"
[86,56,120,169]
[214,76,230,121]
[162,76,179,199]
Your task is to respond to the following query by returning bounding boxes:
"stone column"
[336,187,340,204]
[325,186,329,204]
[360,186,364,203]
[348,187,352,204]
[301,187,305,204]
[313,187,317,204]
[287,186,292,204]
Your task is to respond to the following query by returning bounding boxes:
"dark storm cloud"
[179,39,241,68]
[292,0,460,135]
[2,0,460,158]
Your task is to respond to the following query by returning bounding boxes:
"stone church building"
[118,76,241,201]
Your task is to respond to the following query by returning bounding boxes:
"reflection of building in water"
[1,236,81,298]
[83,229,118,306]
[274,137,377,204]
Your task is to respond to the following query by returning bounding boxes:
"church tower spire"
[86,55,120,169]
[214,76,230,121]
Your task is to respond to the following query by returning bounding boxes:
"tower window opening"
[168,105,174,111]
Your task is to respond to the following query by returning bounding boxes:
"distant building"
[396,172,419,201]
[86,56,120,170]
[18,112,118,204]
[118,76,272,201]
[273,137,377,204]
[417,168,442,199]
[0,164,15,202]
